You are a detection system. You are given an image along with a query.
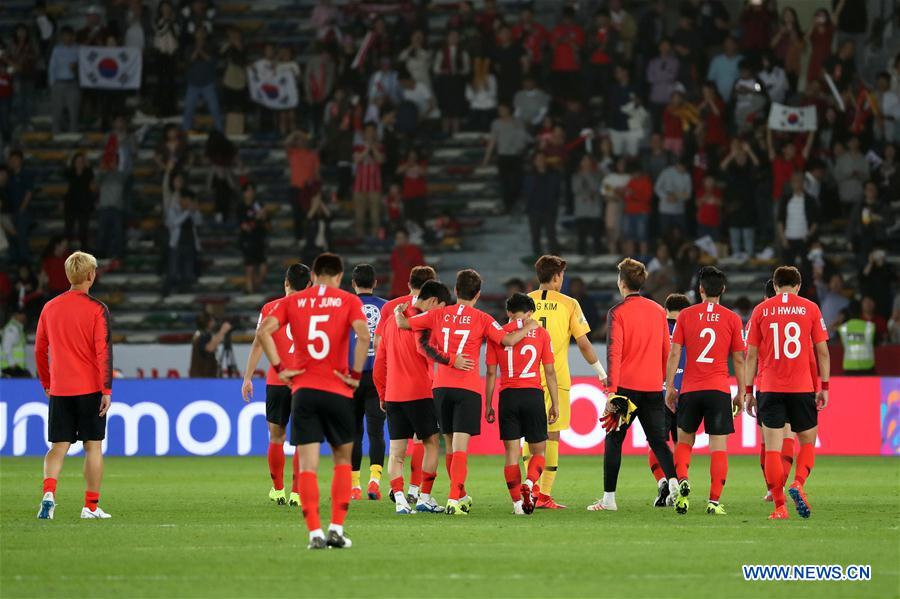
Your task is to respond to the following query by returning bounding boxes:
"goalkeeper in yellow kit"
[526,255,608,509]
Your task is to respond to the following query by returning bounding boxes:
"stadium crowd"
[0,0,899,373]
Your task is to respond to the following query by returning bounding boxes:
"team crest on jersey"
[363,303,381,332]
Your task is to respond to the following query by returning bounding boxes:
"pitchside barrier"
[2,378,897,457]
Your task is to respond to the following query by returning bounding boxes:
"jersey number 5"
[308,315,330,359]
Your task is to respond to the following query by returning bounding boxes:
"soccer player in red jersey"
[398,269,538,515]
[485,293,559,516]
[375,280,474,514]
[744,266,830,520]
[373,265,436,503]
[241,263,311,507]
[34,252,113,520]
[665,267,747,516]
[256,253,369,549]
[754,279,800,502]
[591,258,677,512]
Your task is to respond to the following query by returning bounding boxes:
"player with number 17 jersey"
[269,284,366,397]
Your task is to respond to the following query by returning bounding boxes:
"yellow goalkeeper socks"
[540,440,559,496]
[351,470,361,489]
[369,464,383,484]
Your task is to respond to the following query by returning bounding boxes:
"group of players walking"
[30,247,829,548]
[241,251,830,549]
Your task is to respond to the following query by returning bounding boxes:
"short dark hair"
[698,266,727,298]
[617,258,648,291]
[535,255,567,284]
[773,266,801,289]
[455,269,482,301]
[506,292,536,314]
[409,265,436,290]
[285,262,311,291]
[352,263,376,289]
[417,280,452,305]
[313,253,344,277]
[8,149,23,161]
[764,279,776,298]
[664,293,691,313]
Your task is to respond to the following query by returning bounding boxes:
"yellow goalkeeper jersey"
[528,288,591,390]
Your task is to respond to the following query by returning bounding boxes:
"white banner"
[79,46,142,90]
[247,66,299,110]
[767,102,817,132]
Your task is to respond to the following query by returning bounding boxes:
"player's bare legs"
[267,423,289,505]
[407,435,425,502]
[387,438,413,513]
[414,434,443,513]
[38,442,69,519]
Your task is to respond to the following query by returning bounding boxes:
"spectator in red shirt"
[586,10,616,100]
[696,175,723,241]
[35,251,113,520]
[285,130,321,245]
[549,7,584,101]
[622,163,653,256]
[697,82,728,149]
[397,148,428,234]
[767,127,813,204]
[0,57,12,144]
[390,228,426,299]
[861,295,889,342]
[739,0,776,54]
[41,236,72,296]
[384,183,403,231]
[511,7,548,67]
[352,123,384,238]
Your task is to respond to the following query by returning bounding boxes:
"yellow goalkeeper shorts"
[544,387,570,433]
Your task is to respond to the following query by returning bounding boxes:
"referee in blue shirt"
[349,264,388,500]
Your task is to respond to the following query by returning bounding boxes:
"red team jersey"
[746,293,828,393]
[269,284,366,397]
[672,301,745,394]
[374,293,413,337]
[486,320,554,391]
[257,297,295,386]
[409,303,507,394]
[373,306,435,402]
[35,290,113,396]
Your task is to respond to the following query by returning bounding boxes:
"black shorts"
[677,390,735,436]
[757,392,817,433]
[353,371,385,422]
[498,388,548,443]
[386,399,440,441]
[48,393,106,443]
[664,405,677,444]
[434,387,481,436]
[290,388,355,447]
[266,384,292,426]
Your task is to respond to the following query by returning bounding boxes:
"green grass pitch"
[1,455,898,598]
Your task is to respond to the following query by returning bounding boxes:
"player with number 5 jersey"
[257,253,370,550]
[744,266,830,521]
[666,267,747,516]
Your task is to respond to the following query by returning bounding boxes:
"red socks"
[84,491,99,511]
[764,451,785,508]
[291,451,300,494]
[449,451,468,501]
[674,442,692,481]
[421,471,437,495]
[267,443,285,490]
[709,451,728,503]
[299,471,320,531]
[504,465,522,502]
[446,452,466,497]
[331,464,351,526]
[648,451,665,482]
[390,476,404,495]
[780,437,795,485]
[526,455,545,484]
[410,443,425,487]
[793,443,814,486]
[43,478,57,494]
